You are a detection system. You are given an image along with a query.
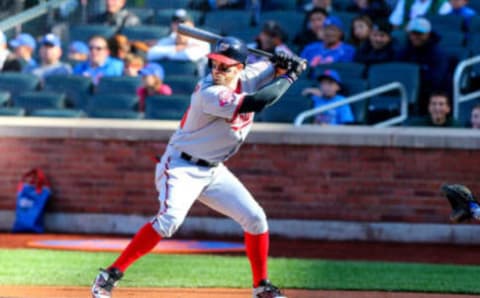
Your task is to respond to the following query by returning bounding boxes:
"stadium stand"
[13,91,66,115]
[43,75,93,109]
[144,94,190,120]
[0,73,40,101]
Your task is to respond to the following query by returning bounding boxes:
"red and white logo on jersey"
[218,90,235,107]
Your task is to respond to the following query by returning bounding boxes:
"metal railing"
[294,82,408,128]
[453,55,480,120]
[0,0,69,32]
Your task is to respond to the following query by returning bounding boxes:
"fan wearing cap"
[294,8,329,53]
[354,19,397,66]
[246,21,293,64]
[136,63,172,112]
[9,33,37,72]
[29,33,72,83]
[0,31,21,72]
[90,36,305,298]
[68,40,89,65]
[300,16,355,68]
[146,10,210,68]
[302,69,354,125]
[396,17,449,115]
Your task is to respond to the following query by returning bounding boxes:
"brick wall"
[1,135,479,224]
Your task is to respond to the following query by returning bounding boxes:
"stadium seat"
[438,30,466,48]
[265,0,297,10]
[88,109,143,119]
[68,25,116,43]
[391,29,408,49]
[367,63,420,123]
[341,79,369,124]
[0,72,40,100]
[43,75,93,109]
[312,62,367,81]
[0,91,10,107]
[228,28,259,44]
[203,10,255,35]
[30,109,86,118]
[457,98,480,127]
[96,76,142,95]
[144,95,190,120]
[260,11,304,43]
[157,60,199,76]
[87,93,139,113]
[284,78,316,99]
[121,25,170,41]
[468,14,480,33]
[427,15,464,33]
[259,96,312,123]
[0,107,26,116]
[145,0,192,10]
[13,92,66,114]
[164,75,199,94]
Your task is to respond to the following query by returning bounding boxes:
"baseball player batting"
[91,36,305,298]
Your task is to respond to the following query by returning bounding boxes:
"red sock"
[244,231,269,287]
[110,222,162,273]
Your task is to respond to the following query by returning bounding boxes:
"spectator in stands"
[30,33,72,83]
[89,0,140,33]
[303,0,334,13]
[0,31,21,72]
[9,33,37,73]
[407,91,460,127]
[123,53,144,77]
[73,35,124,85]
[294,8,328,53]
[300,16,355,68]
[108,34,131,60]
[246,20,293,64]
[349,15,374,48]
[147,10,210,62]
[470,104,480,129]
[354,19,397,66]
[136,63,172,112]
[346,0,392,20]
[396,17,449,115]
[68,41,89,65]
[446,0,476,30]
[301,69,354,125]
[389,0,452,27]
[146,10,210,76]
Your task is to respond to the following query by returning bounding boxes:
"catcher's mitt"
[441,184,478,223]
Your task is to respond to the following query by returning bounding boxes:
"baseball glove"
[441,184,478,223]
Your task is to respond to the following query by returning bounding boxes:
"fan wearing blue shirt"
[302,69,355,125]
[73,35,124,85]
[300,16,355,68]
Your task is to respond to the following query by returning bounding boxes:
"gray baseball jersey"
[168,61,275,162]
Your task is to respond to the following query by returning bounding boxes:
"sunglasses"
[211,63,238,73]
[89,45,106,51]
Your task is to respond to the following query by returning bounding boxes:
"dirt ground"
[2,233,480,298]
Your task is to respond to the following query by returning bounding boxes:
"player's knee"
[243,209,268,234]
[152,213,184,238]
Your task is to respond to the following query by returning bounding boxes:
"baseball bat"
[177,24,273,59]
[177,24,307,71]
